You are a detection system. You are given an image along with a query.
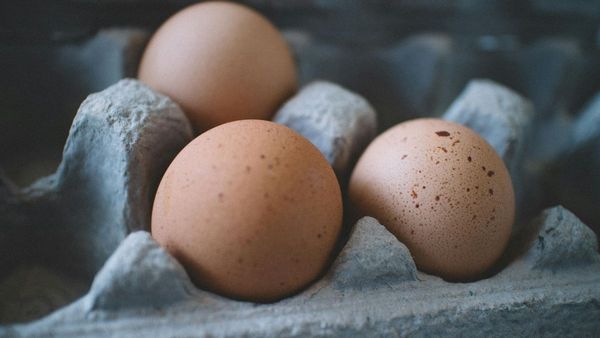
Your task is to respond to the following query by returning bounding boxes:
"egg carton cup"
[1,74,600,337]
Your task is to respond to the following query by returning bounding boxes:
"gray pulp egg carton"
[2,78,600,337]
[2,6,600,338]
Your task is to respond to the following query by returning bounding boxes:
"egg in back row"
[138,1,297,134]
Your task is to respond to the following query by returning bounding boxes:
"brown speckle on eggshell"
[152,120,342,302]
[349,118,514,281]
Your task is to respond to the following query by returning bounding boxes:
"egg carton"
[1,76,600,336]
[2,24,600,337]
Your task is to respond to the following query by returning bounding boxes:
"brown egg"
[349,118,514,281]
[138,1,297,133]
[151,120,342,302]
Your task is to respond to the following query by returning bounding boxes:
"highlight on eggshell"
[138,1,297,133]
[349,118,515,281]
[151,120,343,303]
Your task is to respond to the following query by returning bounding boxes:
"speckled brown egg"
[349,118,514,281]
[151,120,342,302]
[138,1,297,133]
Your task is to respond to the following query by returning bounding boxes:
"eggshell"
[151,120,342,302]
[349,118,514,281]
[138,2,297,133]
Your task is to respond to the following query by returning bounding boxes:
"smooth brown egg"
[349,118,514,281]
[138,2,297,133]
[151,120,342,302]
